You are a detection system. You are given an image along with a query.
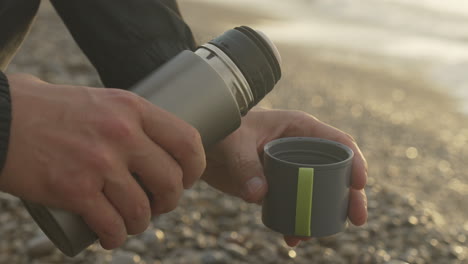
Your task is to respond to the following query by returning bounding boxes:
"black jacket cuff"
[0,71,11,173]
[50,0,196,90]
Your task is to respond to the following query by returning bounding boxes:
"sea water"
[193,0,468,114]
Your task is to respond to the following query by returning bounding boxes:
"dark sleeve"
[50,0,196,89]
[0,0,37,173]
[0,0,41,70]
[0,71,11,173]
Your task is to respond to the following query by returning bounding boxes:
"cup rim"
[264,137,354,169]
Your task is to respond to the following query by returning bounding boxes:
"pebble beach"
[2,1,467,263]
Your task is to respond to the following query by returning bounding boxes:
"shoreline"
[182,0,468,116]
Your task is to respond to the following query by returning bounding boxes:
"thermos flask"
[22,26,282,257]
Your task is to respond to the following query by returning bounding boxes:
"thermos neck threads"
[195,44,253,116]
[208,26,282,107]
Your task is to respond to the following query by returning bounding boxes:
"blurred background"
[2,0,467,263]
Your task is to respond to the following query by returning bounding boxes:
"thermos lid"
[209,26,282,105]
[254,29,282,65]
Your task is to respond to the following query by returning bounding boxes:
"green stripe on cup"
[295,167,314,236]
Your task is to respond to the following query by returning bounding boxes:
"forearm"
[50,0,196,89]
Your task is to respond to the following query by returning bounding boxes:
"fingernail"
[244,177,264,196]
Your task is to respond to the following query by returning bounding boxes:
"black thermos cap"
[209,26,282,107]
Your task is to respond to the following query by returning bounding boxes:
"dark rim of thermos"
[208,26,281,107]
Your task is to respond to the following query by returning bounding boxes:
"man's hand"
[202,107,368,246]
[0,74,206,249]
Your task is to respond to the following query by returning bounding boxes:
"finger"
[139,102,206,189]
[103,170,151,235]
[348,188,368,226]
[347,144,368,190]
[227,139,268,204]
[283,113,368,189]
[284,236,301,247]
[80,193,127,250]
[128,134,184,215]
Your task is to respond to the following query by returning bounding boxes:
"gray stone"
[111,251,140,264]
[26,233,55,257]
[256,244,278,263]
[201,250,232,264]
[320,247,347,264]
[223,243,248,258]
[166,249,203,264]
[124,239,147,254]
[339,243,359,257]
[181,226,194,239]
[139,230,159,245]
[384,260,410,264]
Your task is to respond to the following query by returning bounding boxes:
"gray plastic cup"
[262,137,354,237]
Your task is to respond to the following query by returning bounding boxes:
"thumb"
[228,145,268,204]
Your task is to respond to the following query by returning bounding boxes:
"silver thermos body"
[22,26,282,257]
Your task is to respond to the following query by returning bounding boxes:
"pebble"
[139,229,159,245]
[201,250,232,264]
[26,233,55,257]
[111,251,140,264]
[124,239,147,254]
[223,243,248,259]
[339,243,358,257]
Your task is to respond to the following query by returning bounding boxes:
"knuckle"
[47,173,98,208]
[100,222,126,249]
[73,177,97,198]
[164,199,180,213]
[235,155,258,177]
[128,202,151,231]
[107,88,142,109]
[165,166,184,194]
[295,111,319,125]
[97,116,136,143]
[158,195,181,214]
[198,152,207,174]
[287,110,317,133]
[174,126,206,173]
[291,110,310,120]
[132,201,151,220]
[237,156,255,171]
[338,132,357,145]
[187,125,203,145]
[102,219,121,238]
[84,147,115,174]
[154,168,183,214]
[181,126,203,154]
[187,125,202,142]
